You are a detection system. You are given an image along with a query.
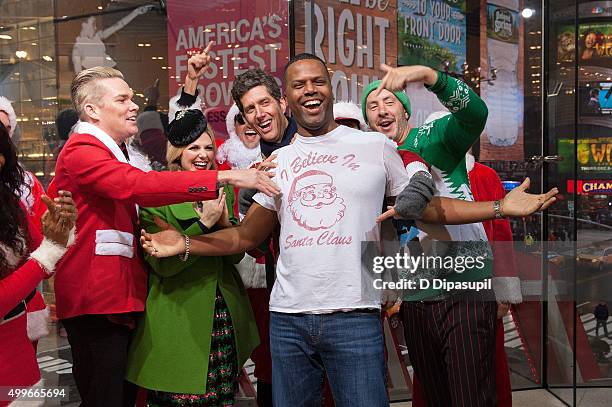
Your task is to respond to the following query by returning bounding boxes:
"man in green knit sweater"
[362,64,532,406]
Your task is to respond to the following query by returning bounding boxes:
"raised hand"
[41,191,77,246]
[501,178,558,217]
[187,41,214,80]
[140,216,184,258]
[194,189,226,229]
[374,64,438,96]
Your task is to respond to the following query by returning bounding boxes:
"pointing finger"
[203,40,214,54]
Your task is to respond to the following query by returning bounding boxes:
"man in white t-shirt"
[140,54,559,406]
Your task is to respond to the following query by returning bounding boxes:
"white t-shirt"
[254,125,409,313]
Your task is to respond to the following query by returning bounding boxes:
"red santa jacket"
[53,122,220,319]
[467,155,522,303]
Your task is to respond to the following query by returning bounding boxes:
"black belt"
[2,289,36,321]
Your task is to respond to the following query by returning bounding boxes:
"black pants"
[401,295,497,407]
[596,319,609,337]
[62,315,138,407]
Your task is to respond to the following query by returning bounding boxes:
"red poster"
[167,0,289,138]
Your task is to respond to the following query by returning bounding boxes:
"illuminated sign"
[558,137,612,173]
[567,180,612,195]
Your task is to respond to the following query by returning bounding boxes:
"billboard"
[167,0,289,137]
[558,137,612,173]
[479,0,524,161]
[397,0,467,71]
[294,0,397,104]
[567,180,612,195]
[556,21,612,69]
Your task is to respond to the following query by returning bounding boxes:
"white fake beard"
[217,138,261,169]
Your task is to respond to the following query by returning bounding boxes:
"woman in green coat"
[126,109,259,406]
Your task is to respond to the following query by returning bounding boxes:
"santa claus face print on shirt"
[288,170,346,231]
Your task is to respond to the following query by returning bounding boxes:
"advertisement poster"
[397,0,467,71]
[486,2,518,43]
[557,21,612,68]
[579,22,612,67]
[294,0,397,104]
[167,0,289,137]
[479,0,524,161]
[558,137,612,174]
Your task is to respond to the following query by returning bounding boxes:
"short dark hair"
[231,69,281,113]
[283,53,329,83]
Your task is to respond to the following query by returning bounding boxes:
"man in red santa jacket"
[53,66,278,406]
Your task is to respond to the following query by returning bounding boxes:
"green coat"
[126,186,259,394]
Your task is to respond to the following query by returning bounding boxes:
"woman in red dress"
[0,122,76,406]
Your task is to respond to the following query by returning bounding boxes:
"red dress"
[0,215,48,406]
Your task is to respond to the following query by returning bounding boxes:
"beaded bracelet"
[179,235,190,262]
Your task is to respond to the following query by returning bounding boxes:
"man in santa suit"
[53,65,278,406]
[217,104,262,170]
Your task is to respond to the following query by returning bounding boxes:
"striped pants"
[401,295,497,407]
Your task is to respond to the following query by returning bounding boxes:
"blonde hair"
[71,67,124,119]
[166,126,217,171]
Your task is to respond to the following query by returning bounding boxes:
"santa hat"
[225,103,241,141]
[333,101,367,131]
[424,110,451,124]
[217,103,261,169]
[0,96,17,138]
[288,170,333,202]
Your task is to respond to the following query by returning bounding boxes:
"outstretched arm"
[99,5,153,39]
[141,203,278,258]
[378,178,558,224]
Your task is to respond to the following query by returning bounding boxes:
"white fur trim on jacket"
[333,101,367,131]
[0,96,17,138]
[235,254,267,289]
[27,306,51,341]
[30,237,68,276]
[493,276,523,304]
[125,141,153,172]
[465,152,475,172]
[405,161,430,179]
[169,93,203,123]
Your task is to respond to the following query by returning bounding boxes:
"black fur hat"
[167,109,208,147]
